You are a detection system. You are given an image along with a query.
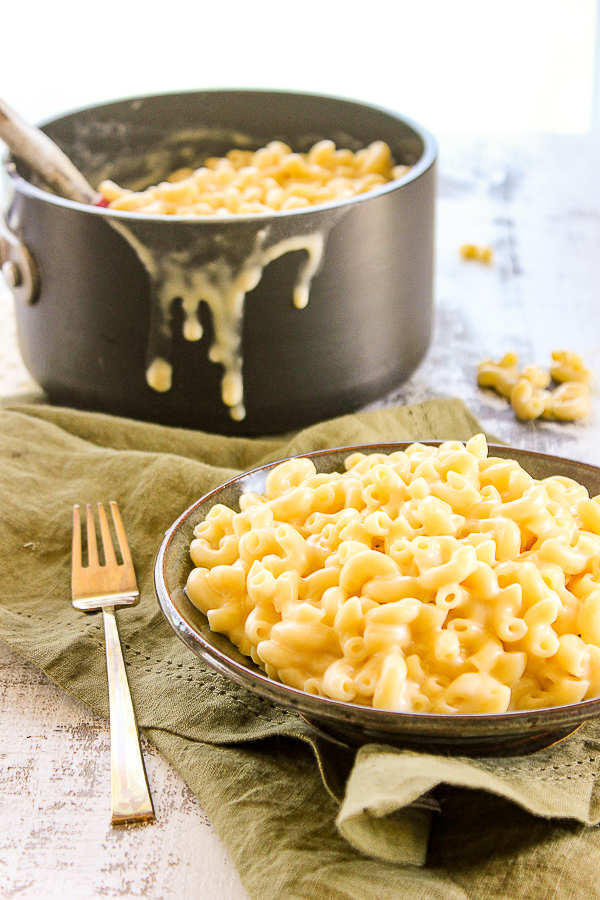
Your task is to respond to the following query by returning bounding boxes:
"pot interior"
[12,89,432,197]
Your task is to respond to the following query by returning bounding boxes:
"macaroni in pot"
[99,140,408,215]
[185,436,600,714]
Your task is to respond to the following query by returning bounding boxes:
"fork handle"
[103,606,155,824]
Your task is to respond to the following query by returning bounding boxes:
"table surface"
[2,133,600,899]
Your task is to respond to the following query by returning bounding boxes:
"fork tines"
[71,502,139,610]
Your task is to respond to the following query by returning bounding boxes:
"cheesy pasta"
[185,436,600,714]
[99,139,408,215]
[477,351,592,422]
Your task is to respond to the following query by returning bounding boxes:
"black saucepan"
[1,89,437,435]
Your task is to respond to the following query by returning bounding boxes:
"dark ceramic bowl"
[154,442,600,756]
[2,89,437,435]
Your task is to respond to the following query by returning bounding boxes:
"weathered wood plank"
[0,642,249,899]
[374,134,600,465]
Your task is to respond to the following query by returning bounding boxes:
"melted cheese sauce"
[108,218,340,421]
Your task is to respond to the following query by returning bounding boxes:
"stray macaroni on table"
[185,436,600,715]
[460,243,494,264]
[99,140,408,215]
[477,351,593,422]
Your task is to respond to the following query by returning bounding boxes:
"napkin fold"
[3,398,600,900]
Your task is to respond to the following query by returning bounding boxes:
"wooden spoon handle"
[0,96,102,204]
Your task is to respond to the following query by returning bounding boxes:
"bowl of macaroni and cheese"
[155,437,600,756]
[2,89,436,434]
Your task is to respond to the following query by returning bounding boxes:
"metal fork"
[71,501,155,825]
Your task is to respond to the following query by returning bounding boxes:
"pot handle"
[0,215,39,305]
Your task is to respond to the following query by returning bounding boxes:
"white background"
[1,0,598,134]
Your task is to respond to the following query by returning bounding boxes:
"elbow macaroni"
[185,436,600,714]
[477,351,593,422]
[459,243,494,264]
[99,139,409,215]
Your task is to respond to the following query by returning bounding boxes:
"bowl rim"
[153,441,600,740]
[3,86,438,224]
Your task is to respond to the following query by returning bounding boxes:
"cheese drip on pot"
[108,220,329,421]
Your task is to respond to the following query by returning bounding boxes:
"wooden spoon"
[0,96,107,206]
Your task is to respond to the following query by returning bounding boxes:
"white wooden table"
[2,133,600,899]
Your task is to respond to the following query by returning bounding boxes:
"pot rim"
[2,86,438,224]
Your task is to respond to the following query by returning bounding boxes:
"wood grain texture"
[371,134,600,467]
[1,133,599,898]
[0,642,249,899]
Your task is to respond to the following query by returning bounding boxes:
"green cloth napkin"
[3,398,600,900]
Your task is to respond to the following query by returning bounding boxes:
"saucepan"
[1,89,437,435]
